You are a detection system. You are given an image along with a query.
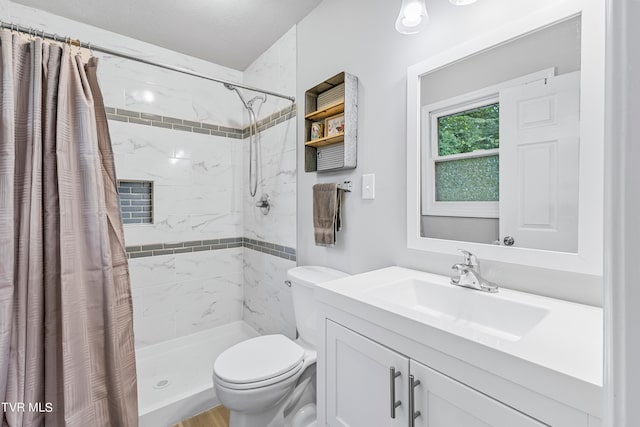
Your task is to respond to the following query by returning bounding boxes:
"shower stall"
[108,34,299,425]
[104,36,299,426]
[1,5,300,425]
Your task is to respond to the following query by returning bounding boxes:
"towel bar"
[337,181,352,192]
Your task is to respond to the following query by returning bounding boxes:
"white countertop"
[315,266,603,415]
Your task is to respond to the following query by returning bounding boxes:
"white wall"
[296,0,602,306]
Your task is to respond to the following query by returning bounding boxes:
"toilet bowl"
[213,266,349,427]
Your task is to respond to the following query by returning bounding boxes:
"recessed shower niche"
[118,180,153,224]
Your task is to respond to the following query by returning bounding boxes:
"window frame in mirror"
[406,0,604,276]
[421,68,554,219]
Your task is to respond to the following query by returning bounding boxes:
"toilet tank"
[287,266,349,347]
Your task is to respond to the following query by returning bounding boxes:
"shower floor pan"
[136,321,259,427]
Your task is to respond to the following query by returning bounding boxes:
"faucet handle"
[451,263,469,273]
[458,249,478,267]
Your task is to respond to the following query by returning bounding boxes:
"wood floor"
[171,405,229,427]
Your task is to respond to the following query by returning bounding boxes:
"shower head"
[225,83,266,112]
[226,84,250,110]
[247,94,267,109]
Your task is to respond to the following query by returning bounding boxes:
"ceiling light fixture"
[448,0,478,5]
[396,0,479,35]
[395,0,429,35]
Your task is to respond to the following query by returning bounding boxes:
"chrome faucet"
[450,249,498,293]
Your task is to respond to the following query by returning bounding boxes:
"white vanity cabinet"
[409,360,545,427]
[325,320,409,426]
[315,267,602,426]
[325,320,546,427]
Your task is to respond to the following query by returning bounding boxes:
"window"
[423,96,500,218]
[435,102,500,202]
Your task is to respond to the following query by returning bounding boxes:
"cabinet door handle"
[389,367,402,419]
[409,374,421,427]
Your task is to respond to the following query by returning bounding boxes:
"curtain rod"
[0,21,296,103]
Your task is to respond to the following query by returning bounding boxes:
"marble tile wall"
[110,120,244,246]
[242,116,297,248]
[242,26,297,122]
[110,117,245,346]
[129,249,243,346]
[242,28,298,337]
[242,249,297,339]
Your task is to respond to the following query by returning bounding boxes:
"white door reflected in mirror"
[499,72,580,252]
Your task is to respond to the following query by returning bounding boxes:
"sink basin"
[367,278,549,342]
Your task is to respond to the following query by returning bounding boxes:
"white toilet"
[213,266,349,427]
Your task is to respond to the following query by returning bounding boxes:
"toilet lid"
[214,335,305,384]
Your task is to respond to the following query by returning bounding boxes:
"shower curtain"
[0,30,138,426]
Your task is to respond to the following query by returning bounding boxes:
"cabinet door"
[410,360,547,427]
[326,320,409,427]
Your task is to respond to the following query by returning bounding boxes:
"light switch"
[362,174,375,199]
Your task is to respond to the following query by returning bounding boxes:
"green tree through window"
[437,103,499,156]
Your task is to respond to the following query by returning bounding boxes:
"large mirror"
[406,2,604,275]
[421,17,581,252]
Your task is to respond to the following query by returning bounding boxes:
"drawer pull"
[409,374,421,427]
[390,367,402,418]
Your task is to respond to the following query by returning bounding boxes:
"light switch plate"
[362,174,375,199]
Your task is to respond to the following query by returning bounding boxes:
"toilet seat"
[214,335,306,390]
[215,359,304,390]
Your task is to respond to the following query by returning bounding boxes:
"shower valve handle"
[255,194,270,215]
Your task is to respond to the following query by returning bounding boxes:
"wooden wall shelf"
[305,132,345,148]
[305,101,345,121]
[304,72,358,172]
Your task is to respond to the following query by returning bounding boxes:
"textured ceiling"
[11,0,322,70]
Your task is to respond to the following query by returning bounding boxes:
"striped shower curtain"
[0,30,138,426]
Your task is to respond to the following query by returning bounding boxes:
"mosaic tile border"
[243,238,297,261]
[125,237,296,262]
[253,104,297,134]
[106,104,296,139]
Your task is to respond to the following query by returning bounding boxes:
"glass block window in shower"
[423,98,500,219]
[118,180,153,224]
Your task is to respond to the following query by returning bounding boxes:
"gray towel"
[313,183,342,246]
